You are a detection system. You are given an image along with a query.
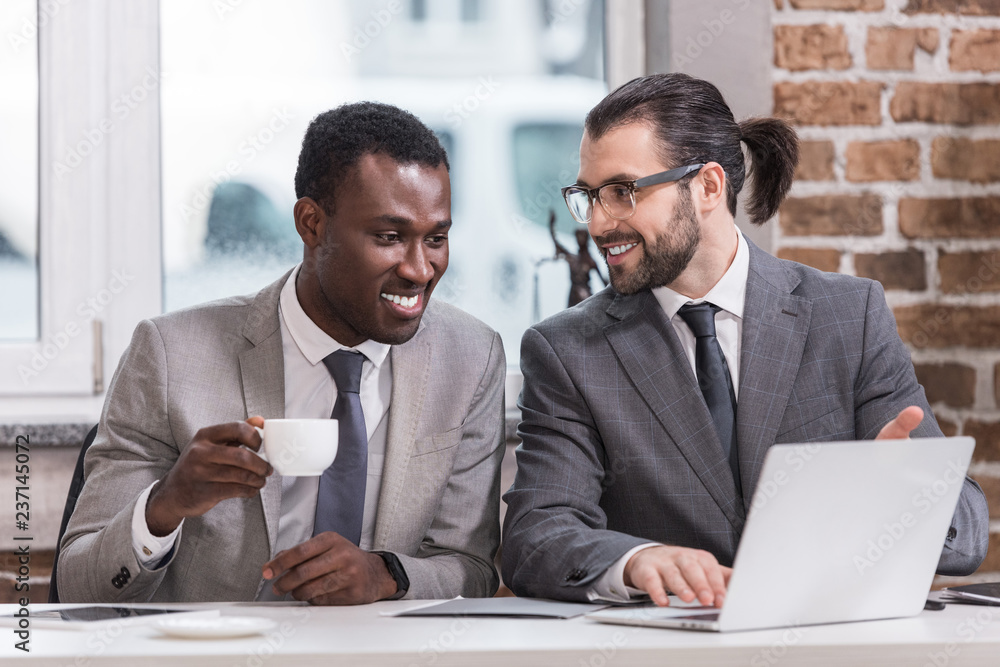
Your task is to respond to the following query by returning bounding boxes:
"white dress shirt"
[130,264,392,600]
[587,226,750,602]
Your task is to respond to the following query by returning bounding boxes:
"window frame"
[1,0,640,423]
[0,0,161,421]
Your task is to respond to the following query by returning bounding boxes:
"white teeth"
[381,293,419,308]
[608,243,637,256]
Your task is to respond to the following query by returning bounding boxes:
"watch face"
[376,551,409,600]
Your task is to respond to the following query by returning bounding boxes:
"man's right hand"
[623,545,732,608]
[145,418,272,537]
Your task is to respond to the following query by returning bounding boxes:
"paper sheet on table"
[382,597,610,619]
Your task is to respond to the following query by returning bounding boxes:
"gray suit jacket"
[58,271,506,602]
[502,241,989,601]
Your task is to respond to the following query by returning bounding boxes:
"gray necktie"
[677,303,742,500]
[314,350,368,544]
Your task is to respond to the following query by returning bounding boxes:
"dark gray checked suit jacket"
[502,240,989,601]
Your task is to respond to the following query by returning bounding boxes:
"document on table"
[382,597,611,619]
[941,582,1000,606]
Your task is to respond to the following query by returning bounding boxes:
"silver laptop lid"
[718,436,973,632]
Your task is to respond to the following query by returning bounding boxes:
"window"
[160,0,606,365]
[0,0,39,341]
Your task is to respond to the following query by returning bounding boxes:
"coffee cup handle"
[252,426,268,462]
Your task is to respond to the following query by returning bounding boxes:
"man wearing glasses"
[501,73,988,606]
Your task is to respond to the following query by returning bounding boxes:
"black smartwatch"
[373,551,409,600]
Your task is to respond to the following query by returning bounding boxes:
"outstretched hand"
[876,406,924,440]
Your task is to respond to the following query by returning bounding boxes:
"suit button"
[947,526,957,541]
[112,566,131,588]
[564,568,587,583]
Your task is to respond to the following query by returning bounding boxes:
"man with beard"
[58,102,505,604]
[501,73,988,606]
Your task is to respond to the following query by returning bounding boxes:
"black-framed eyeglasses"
[560,163,706,224]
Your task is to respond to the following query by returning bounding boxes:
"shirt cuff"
[131,481,182,569]
[586,543,660,603]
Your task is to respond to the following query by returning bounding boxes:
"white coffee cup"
[253,419,338,477]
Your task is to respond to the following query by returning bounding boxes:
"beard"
[600,186,701,295]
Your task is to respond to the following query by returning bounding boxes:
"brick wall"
[772,0,1000,583]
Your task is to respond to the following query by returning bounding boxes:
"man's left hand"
[876,406,924,440]
[262,532,397,605]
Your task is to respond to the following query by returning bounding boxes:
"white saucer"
[154,615,278,639]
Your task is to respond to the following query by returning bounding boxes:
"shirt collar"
[278,264,392,369]
[652,226,749,320]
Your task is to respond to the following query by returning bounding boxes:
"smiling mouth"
[380,292,421,310]
[606,243,638,256]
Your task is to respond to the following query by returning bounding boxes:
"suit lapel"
[737,244,812,506]
[372,323,431,549]
[238,271,290,556]
[605,291,746,532]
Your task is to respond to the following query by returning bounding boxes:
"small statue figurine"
[549,210,608,307]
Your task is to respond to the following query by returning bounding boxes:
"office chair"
[48,424,98,603]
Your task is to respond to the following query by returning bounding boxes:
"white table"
[3,598,1000,666]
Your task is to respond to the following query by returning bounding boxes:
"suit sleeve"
[501,327,652,601]
[56,319,182,602]
[390,331,506,599]
[854,280,988,576]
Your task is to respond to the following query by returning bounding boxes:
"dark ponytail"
[738,117,799,225]
[585,73,800,227]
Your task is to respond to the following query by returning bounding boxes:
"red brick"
[932,137,1000,182]
[894,305,1000,348]
[866,27,940,70]
[937,415,959,437]
[777,247,842,272]
[951,29,1000,71]
[899,197,1000,238]
[964,420,1000,461]
[938,251,1000,293]
[973,474,1000,517]
[775,81,884,126]
[891,82,1000,125]
[914,363,977,407]
[775,25,851,71]
[779,194,883,236]
[855,249,927,291]
[790,0,884,8]
[795,141,836,181]
[845,139,921,182]
[904,0,1000,15]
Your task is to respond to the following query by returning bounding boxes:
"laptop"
[587,436,974,632]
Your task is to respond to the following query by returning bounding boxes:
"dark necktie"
[677,303,742,500]
[314,350,368,544]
